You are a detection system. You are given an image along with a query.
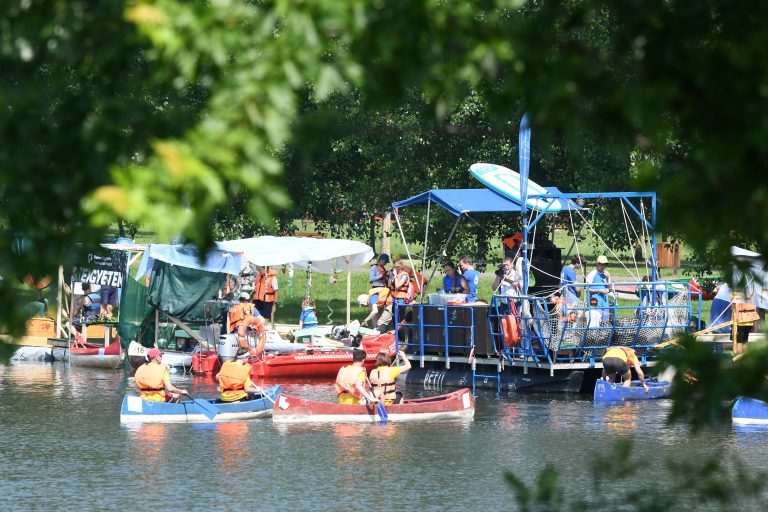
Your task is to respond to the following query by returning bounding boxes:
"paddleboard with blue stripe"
[469,162,563,211]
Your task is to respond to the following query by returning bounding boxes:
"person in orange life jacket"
[389,260,410,305]
[458,256,480,303]
[369,254,390,288]
[134,348,188,402]
[228,292,266,357]
[299,297,318,329]
[215,348,264,402]
[440,261,469,294]
[360,287,394,333]
[602,346,649,392]
[335,349,379,405]
[253,265,279,327]
[369,349,411,405]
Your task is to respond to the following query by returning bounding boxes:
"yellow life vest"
[135,362,167,402]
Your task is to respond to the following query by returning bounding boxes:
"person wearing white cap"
[586,255,613,322]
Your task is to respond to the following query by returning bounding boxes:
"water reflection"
[125,423,169,472]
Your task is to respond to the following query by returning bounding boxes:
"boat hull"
[272,388,475,424]
[250,350,382,379]
[732,397,768,425]
[593,379,671,401]
[70,340,123,369]
[120,385,281,424]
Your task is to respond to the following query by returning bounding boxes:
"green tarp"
[118,261,227,349]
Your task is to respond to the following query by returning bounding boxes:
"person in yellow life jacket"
[390,260,410,305]
[215,349,264,402]
[134,348,188,402]
[369,349,411,405]
[335,349,379,405]
[253,266,279,328]
[228,292,266,357]
[602,346,649,392]
[361,286,394,333]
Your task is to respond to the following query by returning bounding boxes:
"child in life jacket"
[299,297,318,330]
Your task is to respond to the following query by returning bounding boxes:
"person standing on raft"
[134,348,188,403]
[335,349,380,405]
[228,292,266,357]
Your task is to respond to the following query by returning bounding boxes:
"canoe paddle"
[184,393,219,420]
[376,400,388,423]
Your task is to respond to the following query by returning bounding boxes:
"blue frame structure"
[391,186,696,394]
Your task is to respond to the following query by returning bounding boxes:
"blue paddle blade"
[191,398,219,420]
[377,402,388,423]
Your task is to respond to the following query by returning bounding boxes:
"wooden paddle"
[184,393,219,420]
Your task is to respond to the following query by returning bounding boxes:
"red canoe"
[272,388,475,424]
[193,333,398,379]
[70,339,123,369]
[249,349,384,379]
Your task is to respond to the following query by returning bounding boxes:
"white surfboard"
[469,162,563,211]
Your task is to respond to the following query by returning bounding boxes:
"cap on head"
[378,253,390,264]
[239,291,250,301]
[596,255,608,265]
[357,294,369,307]
[148,348,162,359]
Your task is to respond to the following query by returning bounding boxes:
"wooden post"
[731,292,740,353]
[381,211,391,257]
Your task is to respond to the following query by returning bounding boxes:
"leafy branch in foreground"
[505,439,766,512]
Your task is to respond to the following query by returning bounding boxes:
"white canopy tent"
[216,236,374,324]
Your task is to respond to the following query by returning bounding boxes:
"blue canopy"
[136,244,241,279]
[392,189,522,217]
[392,188,580,216]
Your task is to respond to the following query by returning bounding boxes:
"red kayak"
[272,388,475,424]
[193,333,397,379]
[70,339,123,369]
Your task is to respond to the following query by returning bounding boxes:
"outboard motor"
[217,333,240,359]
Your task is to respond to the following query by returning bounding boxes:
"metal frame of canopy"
[390,188,587,300]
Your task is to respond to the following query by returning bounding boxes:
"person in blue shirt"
[459,256,480,303]
[585,255,614,322]
[299,297,319,329]
[559,255,584,306]
[441,261,469,294]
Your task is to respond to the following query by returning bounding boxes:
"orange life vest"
[501,314,520,347]
[390,272,410,299]
[369,366,397,402]
[228,302,255,332]
[135,362,167,401]
[254,269,277,303]
[372,264,388,283]
[335,365,366,397]
[217,361,251,401]
[368,287,392,308]
[405,268,425,301]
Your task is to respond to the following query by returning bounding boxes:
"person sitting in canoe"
[228,292,266,357]
[369,349,412,405]
[134,348,189,403]
[215,348,264,402]
[335,348,380,405]
[602,346,649,392]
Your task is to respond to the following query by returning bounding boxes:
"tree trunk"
[369,216,376,253]
[117,219,126,238]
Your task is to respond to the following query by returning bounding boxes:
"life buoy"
[501,314,520,347]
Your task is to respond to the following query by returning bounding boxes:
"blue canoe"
[120,385,281,424]
[593,379,671,401]
[732,397,768,426]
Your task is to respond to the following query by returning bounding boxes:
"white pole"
[345,257,351,325]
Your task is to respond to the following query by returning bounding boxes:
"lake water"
[1,362,767,511]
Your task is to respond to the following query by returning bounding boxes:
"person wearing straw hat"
[586,255,613,322]
[134,348,188,403]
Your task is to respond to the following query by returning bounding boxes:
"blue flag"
[519,113,531,213]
